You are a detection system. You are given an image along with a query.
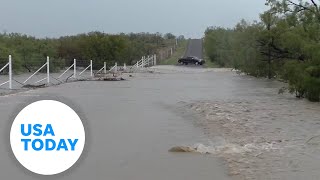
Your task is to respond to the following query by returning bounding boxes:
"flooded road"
[0,65,319,179]
[0,67,231,180]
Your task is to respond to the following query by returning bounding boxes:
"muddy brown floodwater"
[0,65,319,180]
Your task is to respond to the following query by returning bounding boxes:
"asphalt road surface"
[184,39,203,59]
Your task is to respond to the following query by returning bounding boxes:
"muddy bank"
[179,99,320,180]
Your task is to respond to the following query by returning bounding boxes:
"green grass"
[159,40,188,65]
[203,55,220,68]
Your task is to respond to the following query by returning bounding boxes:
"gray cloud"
[0,0,267,38]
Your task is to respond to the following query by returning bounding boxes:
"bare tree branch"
[310,0,319,12]
[287,0,313,12]
[310,0,318,7]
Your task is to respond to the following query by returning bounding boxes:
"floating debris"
[22,84,46,89]
[169,146,198,153]
[93,74,126,81]
[102,77,125,81]
[169,144,213,154]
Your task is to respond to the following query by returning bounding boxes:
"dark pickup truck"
[178,56,205,65]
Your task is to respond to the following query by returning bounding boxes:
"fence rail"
[109,63,118,73]
[24,56,50,84]
[79,60,93,77]
[96,62,107,75]
[59,59,76,79]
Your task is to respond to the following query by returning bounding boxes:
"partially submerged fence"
[133,54,157,68]
[0,54,156,90]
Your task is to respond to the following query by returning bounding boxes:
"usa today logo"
[10,100,86,175]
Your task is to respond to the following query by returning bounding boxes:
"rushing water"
[0,66,319,180]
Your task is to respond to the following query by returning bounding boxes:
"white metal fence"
[133,54,157,68]
[0,54,157,90]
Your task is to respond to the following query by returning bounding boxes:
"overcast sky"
[0,0,267,38]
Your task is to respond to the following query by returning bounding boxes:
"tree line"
[204,0,320,102]
[0,32,180,72]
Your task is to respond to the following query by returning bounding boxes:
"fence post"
[137,58,140,68]
[90,60,93,77]
[9,55,12,89]
[151,55,153,66]
[115,62,118,73]
[47,56,50,84]
[170,48,173,56]
[141,56,143,67]
[144,56,147,67]
[104,62,107,74]
[141,57,144,67]
[142,56,145,67]
[73,59,76,78]
[124,63,126,70]
[154,54,157,66]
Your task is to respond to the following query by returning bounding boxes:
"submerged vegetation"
[204,0,320,102]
